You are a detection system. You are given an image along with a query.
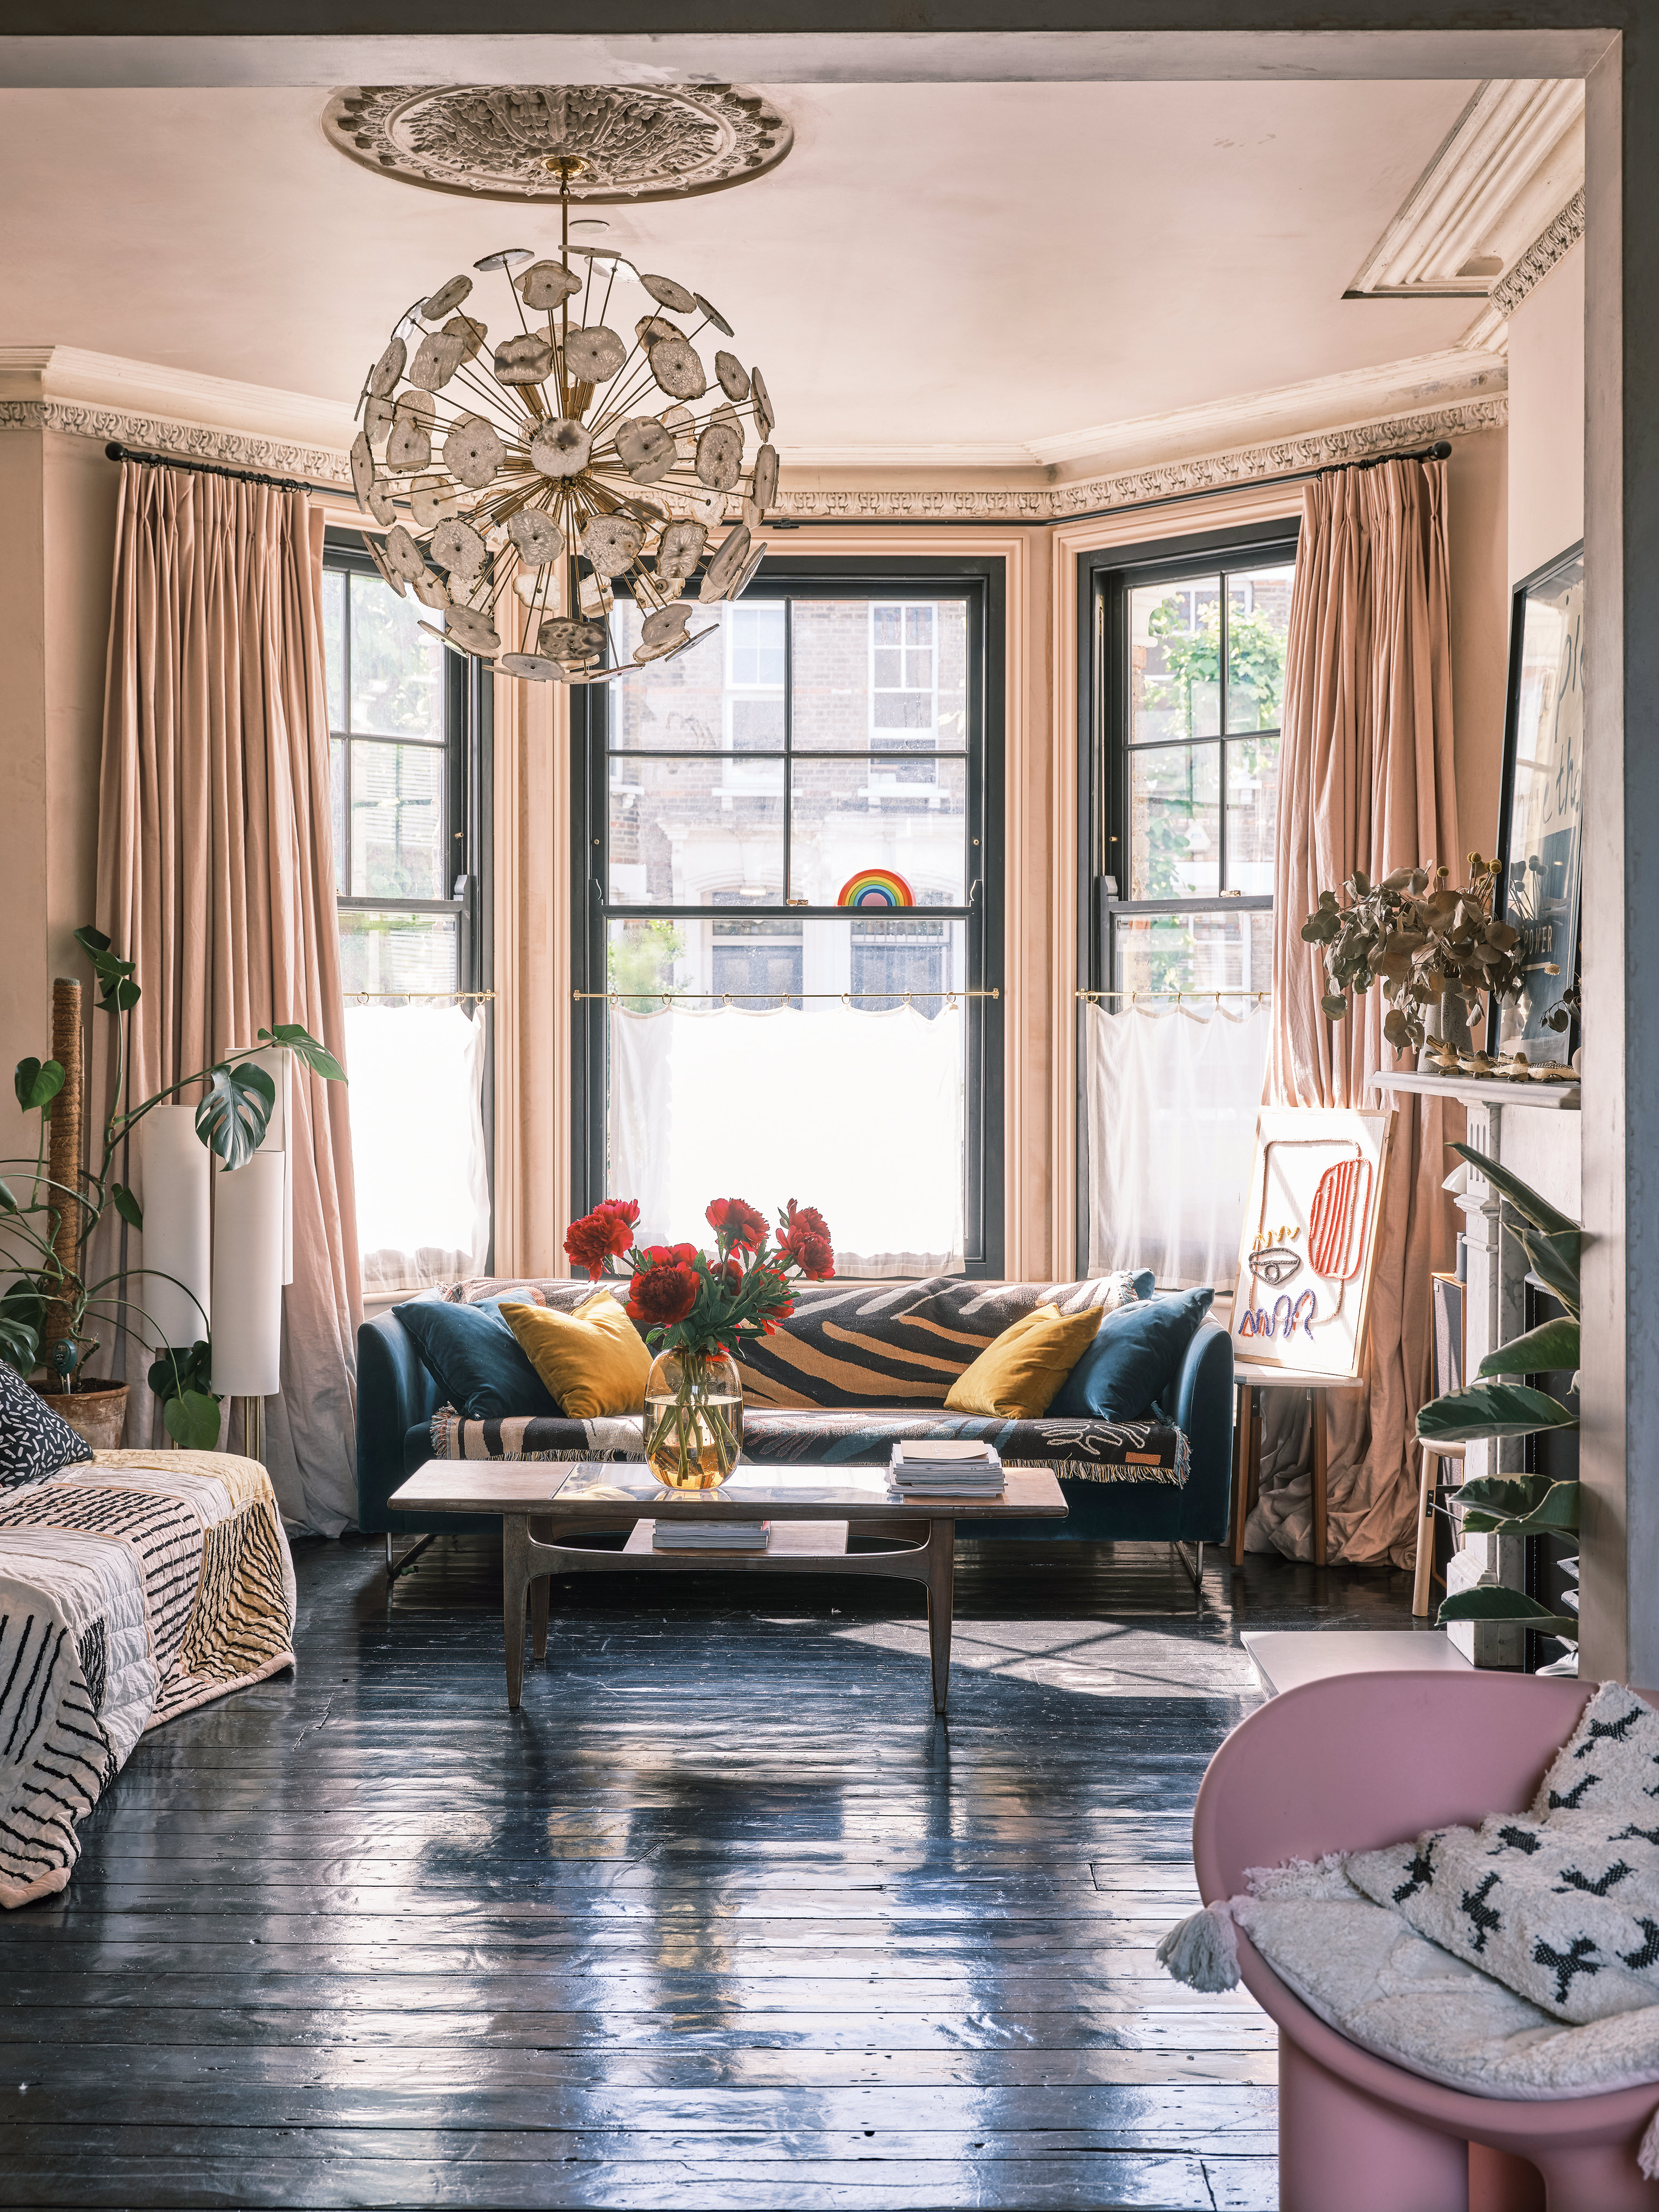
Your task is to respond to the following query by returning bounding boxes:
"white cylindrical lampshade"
[139,1105,212,1350]
[250,1047,294,1286]
[211,1152,285,1398]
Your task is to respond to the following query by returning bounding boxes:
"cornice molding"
[0,397,354,487]
[1489,187,1586,318]
[0,372,1509,523]
[776,397,1509,523]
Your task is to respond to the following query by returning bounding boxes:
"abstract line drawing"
[1308,1154,1374,1279]
[1290,1289,1318,1338]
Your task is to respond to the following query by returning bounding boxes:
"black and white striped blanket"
[0,1450,295,1908]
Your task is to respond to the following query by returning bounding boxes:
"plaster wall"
[1507,242,1586,584]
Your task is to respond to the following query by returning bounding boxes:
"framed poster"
[1233,1107,1393,1383]
[1496,542,1583,1064]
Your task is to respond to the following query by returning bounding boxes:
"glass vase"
[643,1348,744,1489]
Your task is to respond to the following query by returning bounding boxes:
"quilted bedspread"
[0,1449,296,1908]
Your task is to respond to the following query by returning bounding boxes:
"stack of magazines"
[651,1520,771,1552]
[889,1439,1005,1496]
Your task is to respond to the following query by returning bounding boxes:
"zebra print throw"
[0,1450,295,1907]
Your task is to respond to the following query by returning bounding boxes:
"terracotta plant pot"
[35,1379,129,1452]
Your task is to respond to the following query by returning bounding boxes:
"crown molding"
[1346,77,1583,301]
[0,344,356,484]
[1488,187,1587,318]
[775,396,1509,523]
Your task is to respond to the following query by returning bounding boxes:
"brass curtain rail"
[574,988,998,1006]
[347,990,497,1003]
[1078,988,1271,1004]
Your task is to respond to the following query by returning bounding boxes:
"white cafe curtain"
[610,1003,964,1276]
[1086,998,1271,1289]
[343,1004,491,1293]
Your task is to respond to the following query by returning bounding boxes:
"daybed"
[357,1273,1234,1564]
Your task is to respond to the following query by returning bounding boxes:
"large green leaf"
[162,1390,222,1451]
[13,1058,64,1115]
[257,1023,347,1084]
[1516,1224,1582,1317]
[1437,1585,1576,1634]
[194,1062,276,1170]
[110,1182,143,1231]
[1451,1143,1578,1237]
[1478,1317,1579,1379]
[0,1309,37,1375]
[147,1339,213,1405]
[1454,1474,1555,1519]
[1457,1477,1581,1536]
[74,924,140,1014]
[1416,1380,1577,1443]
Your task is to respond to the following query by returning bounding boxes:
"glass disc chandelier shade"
[351,200,778,685]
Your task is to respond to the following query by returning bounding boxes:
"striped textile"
[0,1451,295,1908]
[427,1405,1188,1488]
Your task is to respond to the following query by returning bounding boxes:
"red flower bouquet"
[560,1195,835,1487]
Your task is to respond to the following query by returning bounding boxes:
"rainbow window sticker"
[837,869,914,909]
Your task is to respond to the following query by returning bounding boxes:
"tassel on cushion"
[1640,2106,1659,2182]
[1156,1899,1240,1992]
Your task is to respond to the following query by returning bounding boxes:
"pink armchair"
[1192,1670,1659,2211]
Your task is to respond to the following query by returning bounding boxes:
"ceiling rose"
[351,184,778,686]
[323,84,793,204]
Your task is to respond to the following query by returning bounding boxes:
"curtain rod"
[104,440,345,500]
[572,988,999,1004]
[105,432,1452,533]
[770,440,1454,532]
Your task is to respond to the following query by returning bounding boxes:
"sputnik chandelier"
[350,160,777,685]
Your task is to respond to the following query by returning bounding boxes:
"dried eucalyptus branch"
[1300,855,1533,1055]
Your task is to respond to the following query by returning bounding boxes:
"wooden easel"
[1231,1366,1367,1570]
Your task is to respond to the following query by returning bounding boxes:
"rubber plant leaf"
[194,1061,276,1170]
[257,1023,347,1084]
[163,1390,222,1451]
[1454,1474,1556,1518]
[1416,1380,1577,1443]
[1437,1585,1576,1635]
[0,1311,37,1375]
[1514,1224,1582,1318]
[1450,1143,1578,1238]
[1477,1317,1579,1379]
[13,1057,65,1114]
[110,1183,144,1231]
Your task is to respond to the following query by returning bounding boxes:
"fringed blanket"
[0,1449,295,1908]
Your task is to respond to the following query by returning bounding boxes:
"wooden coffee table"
[388,1462,1066,1714]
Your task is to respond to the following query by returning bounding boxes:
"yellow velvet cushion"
[500,1293,651,1418]
[943,1302,1105,1419]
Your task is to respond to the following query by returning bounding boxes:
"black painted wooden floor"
[0,1533,1425,2210]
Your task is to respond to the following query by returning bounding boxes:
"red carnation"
[627,1262,700,1329]
[706,1197,769,1255]
[564,1197,641,1280]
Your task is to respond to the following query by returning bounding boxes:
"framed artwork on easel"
[1495,541,1583,1065]
[1232,1107,1393,1383]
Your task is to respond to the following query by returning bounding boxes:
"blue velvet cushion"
[394,1293,560,1420]
[1050,1286,1215,1423]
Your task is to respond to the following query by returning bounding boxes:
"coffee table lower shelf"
[387,1462,1067,1715]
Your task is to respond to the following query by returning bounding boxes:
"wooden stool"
[1412,1438,1466,1618]
[1231,1367,1367,1570]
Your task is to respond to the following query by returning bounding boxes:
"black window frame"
[323,528,495,1236]
[572,554,1006,1278]
[1076,519,1299,1271]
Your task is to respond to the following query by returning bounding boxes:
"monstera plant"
[0,926,344,1446]
[1416,1143,1580,1640]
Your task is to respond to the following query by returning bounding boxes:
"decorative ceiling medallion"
[323,84,792,204]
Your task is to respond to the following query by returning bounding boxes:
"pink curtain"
[1254,457,1463,1566]
[92,463,361,1534]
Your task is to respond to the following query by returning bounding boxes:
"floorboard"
[0,1528,1423,2209]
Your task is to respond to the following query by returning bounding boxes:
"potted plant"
[1416,1144,1580,1648]
[563,1194,835,1487]
[1300,855,1536,1064]
[0,925,344,1450]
